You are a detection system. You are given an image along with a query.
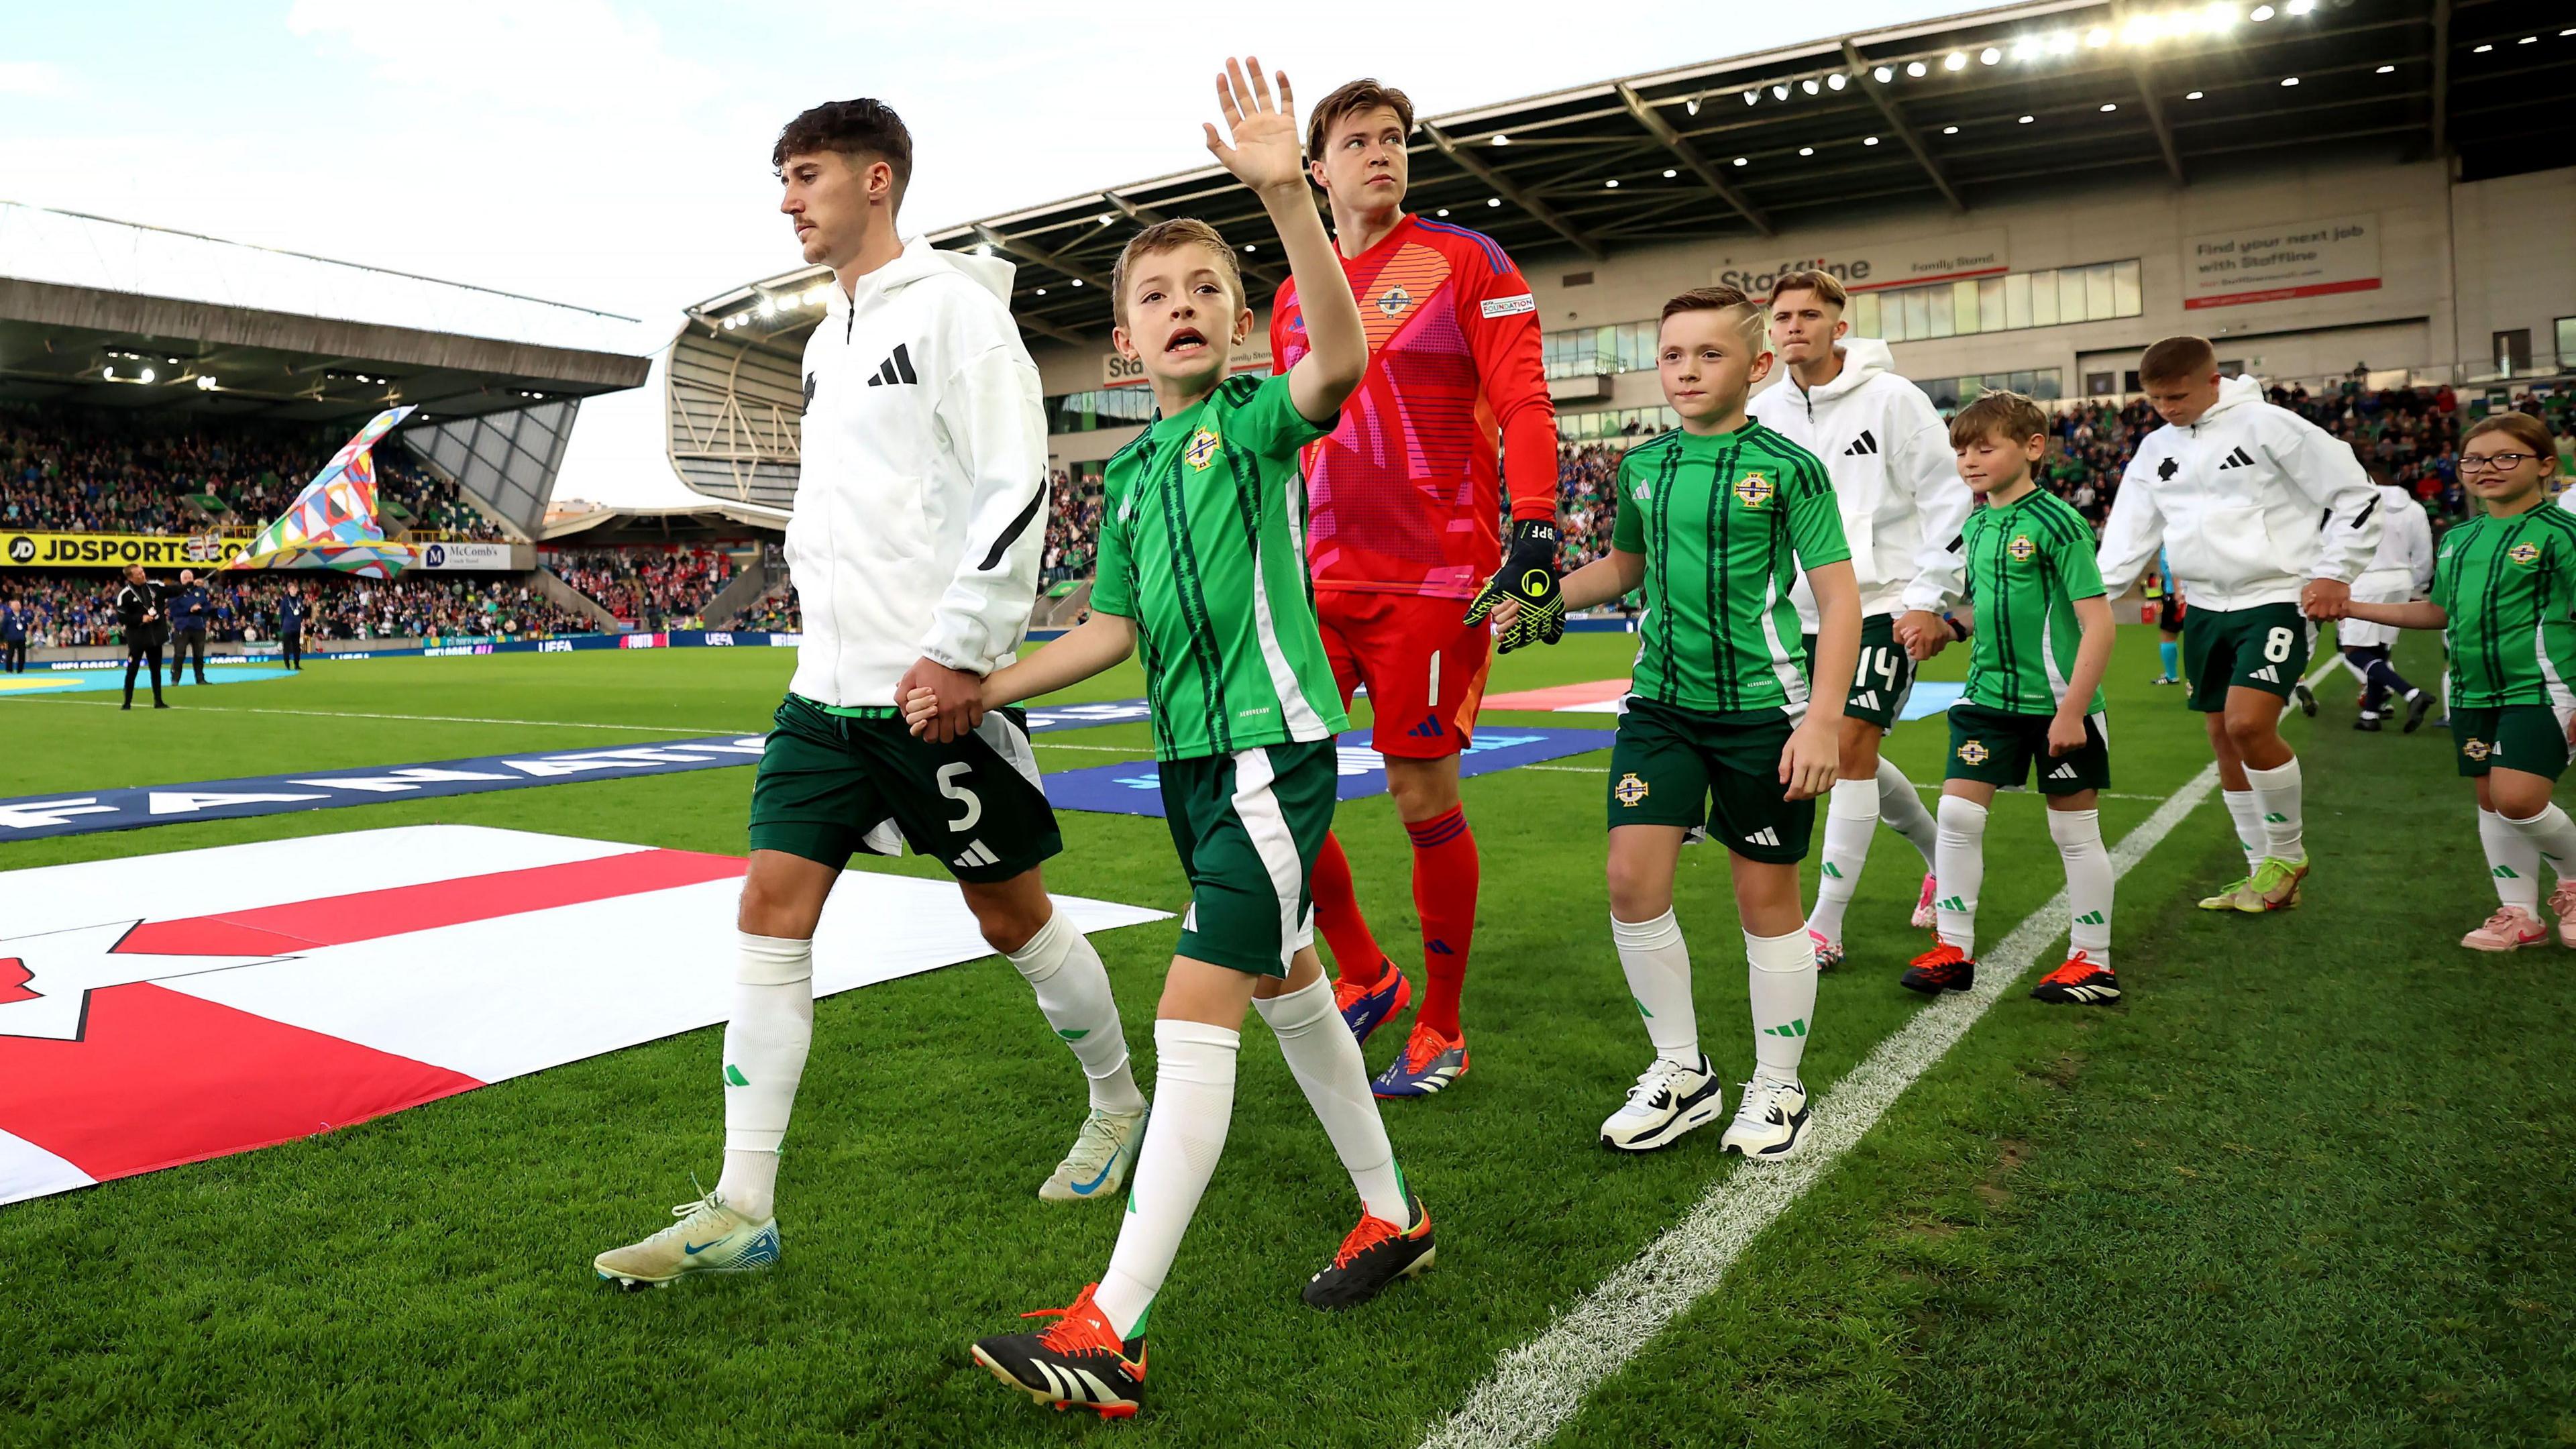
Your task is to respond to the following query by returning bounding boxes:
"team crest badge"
[1957,739,1990,765]
[1614,772,1650,806]
[2008,534,2036,563]
[2464,738,2492,761]
[1184,427,1221,470]
[2510,542,2541,565]
[1733,472,1774,508]
[1378,285,1413,317]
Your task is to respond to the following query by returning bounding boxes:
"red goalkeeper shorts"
[1316,590,1491,759]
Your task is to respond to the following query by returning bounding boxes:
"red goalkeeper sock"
[1407,806,1479,1039]
[1311,830,1393,988]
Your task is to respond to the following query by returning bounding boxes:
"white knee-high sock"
[1254,977,1408,1226]
[1935,796,1990,956]
[1095,1020,1238,1339]
[2047,808,2114,968]
[717,932,814,1222]
[1612,910,1699,1065]
[2502,804,2576,887]
[1806,778,1880,943]
[1877,757,1941,869]
[2244,757,2305,861]
[2481,807,2542,910]
[1007,912,1145,1114]
[1745,926,1817,1084]
[2220,789,2265,874]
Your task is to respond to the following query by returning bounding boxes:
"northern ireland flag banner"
[0,826,1171,1206]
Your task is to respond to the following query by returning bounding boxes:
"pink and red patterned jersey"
[1271,215,1558,599]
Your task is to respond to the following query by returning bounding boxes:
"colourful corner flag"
[225,406,423,579]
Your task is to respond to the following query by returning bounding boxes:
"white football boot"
[593,1189,779,1289]
[1599,1055,1725,1152]
[1721,1076,1813,1161]
[1039,1105,1148,1203]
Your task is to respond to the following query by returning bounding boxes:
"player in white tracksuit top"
[2334,480,2437,733]
[595,100,1146,1291]
[2095,338,2381,914]
[1748,272,1974,966]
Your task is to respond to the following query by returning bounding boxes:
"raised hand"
[1205,56,1302,193]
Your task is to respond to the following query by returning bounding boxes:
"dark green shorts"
[1946,700,2112,794]
[746,694,1061,881]
[2182,602,2312,712]
[1160,737,1340,977]
[1803,613,1913,731]
[2449,705,2573,780]
[1606,698,1813,863]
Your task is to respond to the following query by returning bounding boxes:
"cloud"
[0,62,71,98]
[284,0,716,109]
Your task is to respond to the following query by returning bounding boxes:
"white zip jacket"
[2096,376,2380,612]
[785,237,1049,708]
[2352,484,2434,598]
[1748,337,1973,629]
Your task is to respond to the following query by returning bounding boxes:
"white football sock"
[1006,912,1145,1114]
[1745,926,1817,1084]
[716,932,814,1222]
[2480,807,2542,910]
[2047,808,2113,969]
[1254,976,1408,1226]
[1611,910,1699,1065]
[2243,757,2305,861]
[2220,789,2265,874]
[2502,804,2576,887]
[1935,795,1990,956]
[1095,1020,1238,1339]
[1876,756,1941,869]
[1805,778,1880,943]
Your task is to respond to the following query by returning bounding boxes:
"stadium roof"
[689,0,2571,350]
[0,201,653,425]
[541,499,789,541]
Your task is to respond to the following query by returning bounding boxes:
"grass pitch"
[1,625,2568,1447]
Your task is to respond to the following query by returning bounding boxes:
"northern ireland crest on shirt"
[2510,541,2541,566]
[1733,472,1774,509]
[2008,533,2037,563]
[1185,427,1222,471]
[1377,285,1413,318]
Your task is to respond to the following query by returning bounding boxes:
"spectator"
[541,545,737,625]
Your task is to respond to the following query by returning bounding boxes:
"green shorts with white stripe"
[1158,737,1340,977]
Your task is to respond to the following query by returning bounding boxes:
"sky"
[2,0,1957,507]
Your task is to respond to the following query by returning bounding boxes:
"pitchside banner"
[1044,728,1615,818]
[0,826,1171,1205]
[4,531,238,568]
[2185,213,2381,311]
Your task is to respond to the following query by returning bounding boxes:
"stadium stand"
[0,572,594,647]
[540,545,737,626]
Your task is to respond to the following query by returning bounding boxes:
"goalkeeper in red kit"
[1270,77,1562,1096]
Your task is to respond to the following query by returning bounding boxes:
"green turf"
[2,626,2563,1446]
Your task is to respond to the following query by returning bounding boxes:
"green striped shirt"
[1960,484,2106,715]
[1610,423,1849,716]
[1091,372,1350,761]
[2432,504,2576,708]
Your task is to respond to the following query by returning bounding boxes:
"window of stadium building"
[1544,320,1660,380]
[1044,388,1159,433]
[1915,370,2065,412]
[1557,405,1681,443]
[1849,260,2142,343]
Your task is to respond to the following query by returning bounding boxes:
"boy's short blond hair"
[1658,285,1767,355]
[1947,389,2049,449]
[1766,269,1848,311]
[1110,218,1245,332]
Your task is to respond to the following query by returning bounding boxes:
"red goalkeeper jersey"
[1270,214,1558,599]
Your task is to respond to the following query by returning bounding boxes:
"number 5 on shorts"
[936,761,983,833]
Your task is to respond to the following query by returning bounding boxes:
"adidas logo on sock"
[1743,827,1782,847]
[1842,429,1880,457]
[1762,1018,1809,1038]
[2249,664,2281,683]
[953,839,1000,868]
[2075,910,2106,925]
[1821,862,1843,878]
[1938,895,1968,912]
[865,343,921,388]
[2497,865,2522,879]
[2217,445,2257,470]
[2263,811,2288,822]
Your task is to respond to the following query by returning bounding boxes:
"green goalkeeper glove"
[1464,519,1566,655]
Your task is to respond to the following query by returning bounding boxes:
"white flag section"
[0,825,1171,1207]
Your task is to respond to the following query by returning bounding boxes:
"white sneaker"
[1721,1076,1812,1161]
[593,1189,779,1289]
[1039,1104,1147,1203]
[1599,1055,1724,1152]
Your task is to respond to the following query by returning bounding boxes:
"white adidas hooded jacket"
[1747,337,1973,629]
[2096,375,2380,612]
[786,237,1049,708]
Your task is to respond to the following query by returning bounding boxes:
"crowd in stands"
[0,406,507,541]
[1042,470,1104,588]
[0,572,593,648]
[727,586,801,634]
[543,546,735,625]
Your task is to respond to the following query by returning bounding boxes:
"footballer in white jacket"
[2096,336,2381,914]
[1748,272,1974,966]
[596,100,1146,1293]
[2330,480,2437,733]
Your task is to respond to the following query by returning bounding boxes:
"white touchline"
[1419,761,2222,1449]
[1911,781,2168,803]
[10,697,753,733]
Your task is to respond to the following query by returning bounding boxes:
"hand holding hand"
[1894,608,1949,662]
[2301,578,2352,621]
[896,657,985,743]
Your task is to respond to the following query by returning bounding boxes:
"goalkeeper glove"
[1464,519,1566,655]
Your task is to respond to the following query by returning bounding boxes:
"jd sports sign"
[3,532,230,568]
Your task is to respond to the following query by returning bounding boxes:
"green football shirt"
[1609,422,1849,716]
[1089,372,1350,761]
[1959,484,2107,716]
[2432,504,2576,708]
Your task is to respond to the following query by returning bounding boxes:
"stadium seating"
[0,572,595,647]
[541,546,737,626]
